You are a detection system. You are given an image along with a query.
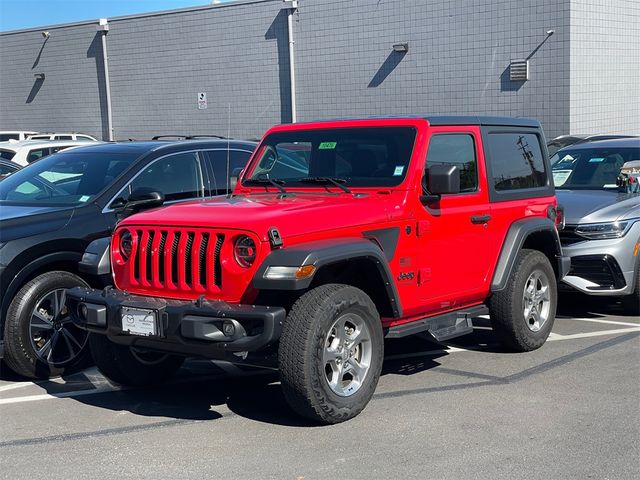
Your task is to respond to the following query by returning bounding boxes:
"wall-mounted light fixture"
[41,31,50,39]
[33,73,45,80]
[392,43,409,53]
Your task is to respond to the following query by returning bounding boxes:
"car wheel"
[278,284,384,424]
[3,271,90,379]
[89,334,184,386]
[489,249,557,352]
[621,266,640,316]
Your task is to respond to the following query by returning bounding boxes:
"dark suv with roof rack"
[0,139,256,379]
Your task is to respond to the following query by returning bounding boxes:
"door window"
[203,149,253,194]
[126,152,204,202]
[27,148,51,163]
[488,133,547,191]
[425,134,478,192]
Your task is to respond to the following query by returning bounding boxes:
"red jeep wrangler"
[67,117,569,423]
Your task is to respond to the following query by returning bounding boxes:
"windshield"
[0,150,139,206]
[243,127,417,188]
[550,146,640,191]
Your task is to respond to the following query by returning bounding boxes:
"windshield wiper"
[244,176,288,194]
[300,177,352,194]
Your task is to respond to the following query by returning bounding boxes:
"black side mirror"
[230,167,244,191]
[114,187,165,218]
[421,165,460,204]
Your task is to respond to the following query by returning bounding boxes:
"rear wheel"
[3,271,90,379]
[278,284,384,424]
[489,249,557,352]
[89,334,184,386]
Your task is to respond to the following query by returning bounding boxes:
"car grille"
[128,227,225,293]
[567,255,626,290]
[559,225,586,246]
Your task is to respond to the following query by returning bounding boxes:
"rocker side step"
[385,305,488,342]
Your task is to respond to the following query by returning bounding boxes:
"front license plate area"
[120,306,158,337]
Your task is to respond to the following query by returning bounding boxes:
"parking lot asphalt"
[0,292,638,480]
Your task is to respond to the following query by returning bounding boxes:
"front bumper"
[560,222,640,296]
[65,287,286,359]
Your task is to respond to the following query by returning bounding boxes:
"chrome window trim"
[101,147,254,214]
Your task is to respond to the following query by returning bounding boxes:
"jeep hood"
[556,190,640,224]
[121,193,401,240]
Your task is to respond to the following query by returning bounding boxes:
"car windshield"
[243,127,417,188]
[0,150,139,206]
[550,146,640,191]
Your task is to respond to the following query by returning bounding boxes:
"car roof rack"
[151,134,227,140]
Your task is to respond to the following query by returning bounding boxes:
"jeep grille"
[127,227,225,293]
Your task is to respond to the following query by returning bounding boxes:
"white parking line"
[0,382,34,393]
[560,318,640,328]
[1,325,638,406]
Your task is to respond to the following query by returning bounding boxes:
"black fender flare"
[252,238,402,317]
[491,217,566,292]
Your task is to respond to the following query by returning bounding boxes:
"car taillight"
[234,235,256,268]
[119,229,133,260]
[556,206,565,230]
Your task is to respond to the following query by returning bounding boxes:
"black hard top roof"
[304,115,541,128]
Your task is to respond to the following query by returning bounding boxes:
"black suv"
[0,139,256,378]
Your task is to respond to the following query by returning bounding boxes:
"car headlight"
[233,235,257,268]
[574,219,637,240]
[119,229,133,260]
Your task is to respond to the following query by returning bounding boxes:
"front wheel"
[489,249,557,352]
[278,284,384,424]
[3,271,90,379]
[89,334,184,387]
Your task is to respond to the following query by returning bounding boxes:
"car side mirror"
[114,187,165,218]
[230,167,244,191]
[421,165,460,204]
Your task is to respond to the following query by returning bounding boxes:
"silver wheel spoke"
[55,289,66,316]
[31,311,54,330]
[61,328,82,352]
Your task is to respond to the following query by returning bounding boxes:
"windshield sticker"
[318,141,337,150]
[393,166,405,176]
[552,170,571,186]
[79,195,90,202]
[589,157,604,163]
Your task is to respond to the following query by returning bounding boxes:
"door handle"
[470,214,491,224]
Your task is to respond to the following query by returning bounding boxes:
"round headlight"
[119,230,133,260]
[234,235,256,268]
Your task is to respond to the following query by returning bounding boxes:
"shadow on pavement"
[557,291,630,319]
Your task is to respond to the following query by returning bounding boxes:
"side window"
[425,134,478,192]
[204,149,253,194]
[127,152,204,202]
[77,135,94,141]
[488,133,547,191]
[56,135,73,140]
[27,148,50,163]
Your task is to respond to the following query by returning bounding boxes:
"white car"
[0,131,38,142]
[0,140,99,166]
[27,132,98,141]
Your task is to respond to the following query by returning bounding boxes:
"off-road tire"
[278,284,384,424]
[489,249,557,352]
[3,271,90,379]
[89,334,184,386]
[621,266,640,316]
